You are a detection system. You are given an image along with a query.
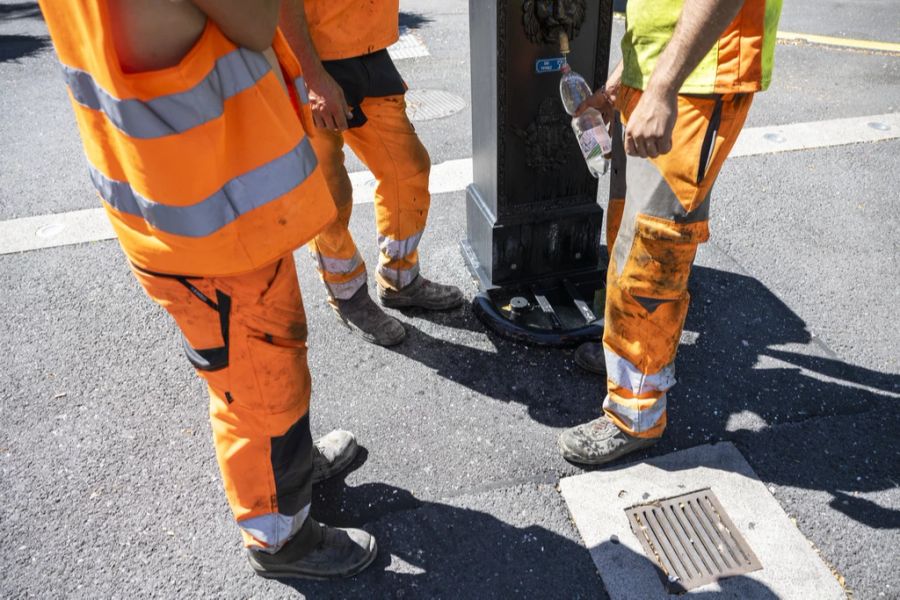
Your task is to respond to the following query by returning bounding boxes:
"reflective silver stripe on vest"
[62,48,272,139]
[90,137,318,238]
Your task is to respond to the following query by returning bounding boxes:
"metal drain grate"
[626,488,762,593]
[405,89,466,122]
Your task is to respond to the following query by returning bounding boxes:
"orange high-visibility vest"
[38,1,337,277]
[305,0,400,61]
[621,0,783,94]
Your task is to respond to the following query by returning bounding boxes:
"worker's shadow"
[283,471,781,599]
[387,264,900,531]
[384,303,601,428]
[0,2,49,63]
[665,266,900,531]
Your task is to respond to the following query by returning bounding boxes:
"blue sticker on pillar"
[535,57,566,74]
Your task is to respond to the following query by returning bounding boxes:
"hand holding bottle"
[560,63,611,177]
[575,61,622,126]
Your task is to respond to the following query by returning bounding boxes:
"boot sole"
[333,311,407,347]
[379,296,464,311]
[558,436,658,466]
[349,324,407,347]
[251,537,378,581]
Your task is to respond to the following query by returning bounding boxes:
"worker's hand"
[623,88,677,158]
[306,67,353,131]
[575,71,620,125]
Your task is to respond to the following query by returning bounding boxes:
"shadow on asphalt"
[388,264,900,531]
[0,2,47,62]
[589,541,780,598]
[0,34,48,62]
[0,2,41,21]
[303,480,609,599]
[298,475,781,598]
[398,11,433,31]
[300,447,604,596]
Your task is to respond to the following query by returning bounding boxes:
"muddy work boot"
[248,517,377,580]
[574,342,607,376]
[333,285,406,346]
[378,275,464,311]
[312,430,359,485]
[558,416,659,466]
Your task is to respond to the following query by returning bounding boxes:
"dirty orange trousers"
[603,86,754,438]
[133,255,312,552]
[307,94,431,300]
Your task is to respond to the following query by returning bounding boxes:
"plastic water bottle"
[559,63,611,177]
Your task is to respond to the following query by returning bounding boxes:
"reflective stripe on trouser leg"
[310,248,367,300]
[308,128,367,300]
[131,255,314,551]
[602,345,674,435]
[343,94,431,291]
[376,234,422,289]
[604,90,754,438]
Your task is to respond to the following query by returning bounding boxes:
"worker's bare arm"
[625,0,745,158]
[108,0,280,72]
[279,0,352,130]
[646,0,745,98]
[192,0,281,52]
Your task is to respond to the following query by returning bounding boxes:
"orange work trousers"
[307,94,431,300]
[132,255,313,552]
[603,86,754,438]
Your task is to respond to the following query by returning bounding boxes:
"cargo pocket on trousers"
[243,333,311,418]
[620,214,709,306]
[181,289,231,371]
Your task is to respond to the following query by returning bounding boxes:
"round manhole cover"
[405,89,466,122]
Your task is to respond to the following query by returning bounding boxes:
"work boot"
[312,430,359,485]
[574,342,607,376]
[248,517,377,580]
[378,275,464,311]
[333,285,406,346]
[558,415,659,465]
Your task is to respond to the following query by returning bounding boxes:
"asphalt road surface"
[1,1,898,598]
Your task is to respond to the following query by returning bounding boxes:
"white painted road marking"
[730,112,900,158]
[1,113,898,256]
[0,208,115,255]
[349,157,472,204]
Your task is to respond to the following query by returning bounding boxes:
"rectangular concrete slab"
[560,443,846,600]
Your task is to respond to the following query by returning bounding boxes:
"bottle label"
[577,125,612,159]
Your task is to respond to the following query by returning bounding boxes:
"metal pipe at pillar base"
[461,0,614,346]
[468,276,606,348]
[461,211,607,347]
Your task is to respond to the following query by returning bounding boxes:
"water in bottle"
[559,63,611,177]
